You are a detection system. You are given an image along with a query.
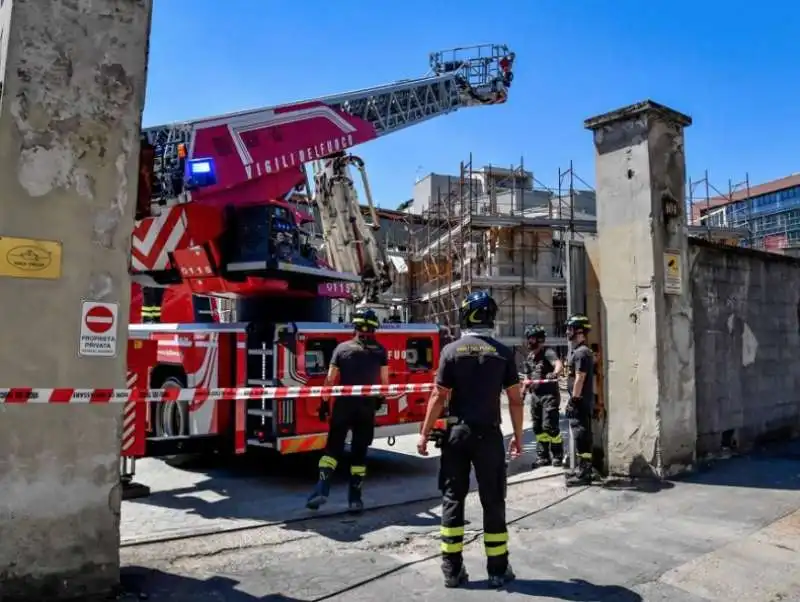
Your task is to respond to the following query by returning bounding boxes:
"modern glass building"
[696,174,800,251]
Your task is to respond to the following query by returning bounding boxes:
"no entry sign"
[79,301,119,357]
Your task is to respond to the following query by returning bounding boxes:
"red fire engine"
[122,45,516,473]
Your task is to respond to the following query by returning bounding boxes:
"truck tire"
[153,376,196,468]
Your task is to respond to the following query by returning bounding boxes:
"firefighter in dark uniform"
[306,307,388,513]
[140,287,164,323]
[523,325,564,469]
[417,291,524,589]
[564,314,595,487]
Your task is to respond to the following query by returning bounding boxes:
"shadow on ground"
[124,428,544,528]
[119,567,306,601]
[121,427,547,546]
[118,566,643,601]
[487,577,641,600]
[679,438,800,491]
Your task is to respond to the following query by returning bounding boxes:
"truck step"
[247,438,275,448]
[247,348,273,357]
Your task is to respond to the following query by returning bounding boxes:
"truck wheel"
[153,376,196,468]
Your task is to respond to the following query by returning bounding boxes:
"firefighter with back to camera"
[523,324,564,469]
[417,291,525,589]
[564,314,595,487]
[306,307,388,514]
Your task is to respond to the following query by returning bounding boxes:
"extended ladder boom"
[139,44,515,213]
[131,44,515,303]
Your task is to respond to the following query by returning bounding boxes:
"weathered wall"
[0,0,152,599]
[586,102,696,478]
[690,238,800,456]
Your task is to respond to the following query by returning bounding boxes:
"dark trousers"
[318,398,376,476]
[439,423,508,577]
[530,390,563,461]
[568,395,593,463]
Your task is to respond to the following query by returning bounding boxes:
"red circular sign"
[85,305,114,334]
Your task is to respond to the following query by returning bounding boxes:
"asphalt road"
[121,402,566,545]
[119,440,800,601]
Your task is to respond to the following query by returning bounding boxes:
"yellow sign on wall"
[663,249,683,295]
[0,236,62,280]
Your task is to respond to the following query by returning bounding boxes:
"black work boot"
[443,563,468,588]
[347,474,364,514]
[532,440,550,468]
[565,459,593,487]
[306,467,333,510]
[488,564,516,588]
[550,443,564,467]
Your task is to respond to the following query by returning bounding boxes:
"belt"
[448,417,501,429]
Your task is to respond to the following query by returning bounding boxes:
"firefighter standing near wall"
[564,314,595,487]
[417,291,525,589]
[523,325,564,469]
[306,307,389,514]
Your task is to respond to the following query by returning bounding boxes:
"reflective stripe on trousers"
[440,525,464,554]
[484,531,509,557]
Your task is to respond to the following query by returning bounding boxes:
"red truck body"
[124,314,439,459]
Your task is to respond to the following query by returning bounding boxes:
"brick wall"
[690,238,800,456]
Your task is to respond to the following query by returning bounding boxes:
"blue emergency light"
[186,158,217,188]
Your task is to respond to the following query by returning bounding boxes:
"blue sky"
[144,0,800,208]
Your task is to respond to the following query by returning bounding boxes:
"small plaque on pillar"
[663,250,683,295]
[0,236,62,280]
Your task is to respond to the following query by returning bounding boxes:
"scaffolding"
[687,170,753,246]
[410,155,595,349]
[689,171,800,253]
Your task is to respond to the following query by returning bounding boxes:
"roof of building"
[691,173,800,222]
[706,173,800,205]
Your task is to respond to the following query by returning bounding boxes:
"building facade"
[695,174,800,252]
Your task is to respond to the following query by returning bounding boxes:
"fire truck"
[122,45,516,472]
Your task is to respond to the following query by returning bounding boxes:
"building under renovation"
[296,155,745,352]
[404,157,597,350]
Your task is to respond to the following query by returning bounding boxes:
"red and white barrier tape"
[0,380,551,404]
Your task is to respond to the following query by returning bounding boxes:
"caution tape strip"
[0,380,550,404]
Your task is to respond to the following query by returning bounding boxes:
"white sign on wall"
[79,301,119,357]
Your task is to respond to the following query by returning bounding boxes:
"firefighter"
[306,307,388,514]
[564,314,595,487]
[417,290,524,589]
[523,325,564,469]
[140,286,164,323]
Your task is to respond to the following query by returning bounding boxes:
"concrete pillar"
[0,1,152,599]
[584,101,697,478]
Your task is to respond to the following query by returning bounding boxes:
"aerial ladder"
[131,44,516,316]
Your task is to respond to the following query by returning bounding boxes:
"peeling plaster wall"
[646,118,696,477]
[690,239,800,456]
[589,104,696,479]
[0,0,152,599]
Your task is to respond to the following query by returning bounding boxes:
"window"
[304,338,339,375]
[406,337,434,371]
[405,337,433,372]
